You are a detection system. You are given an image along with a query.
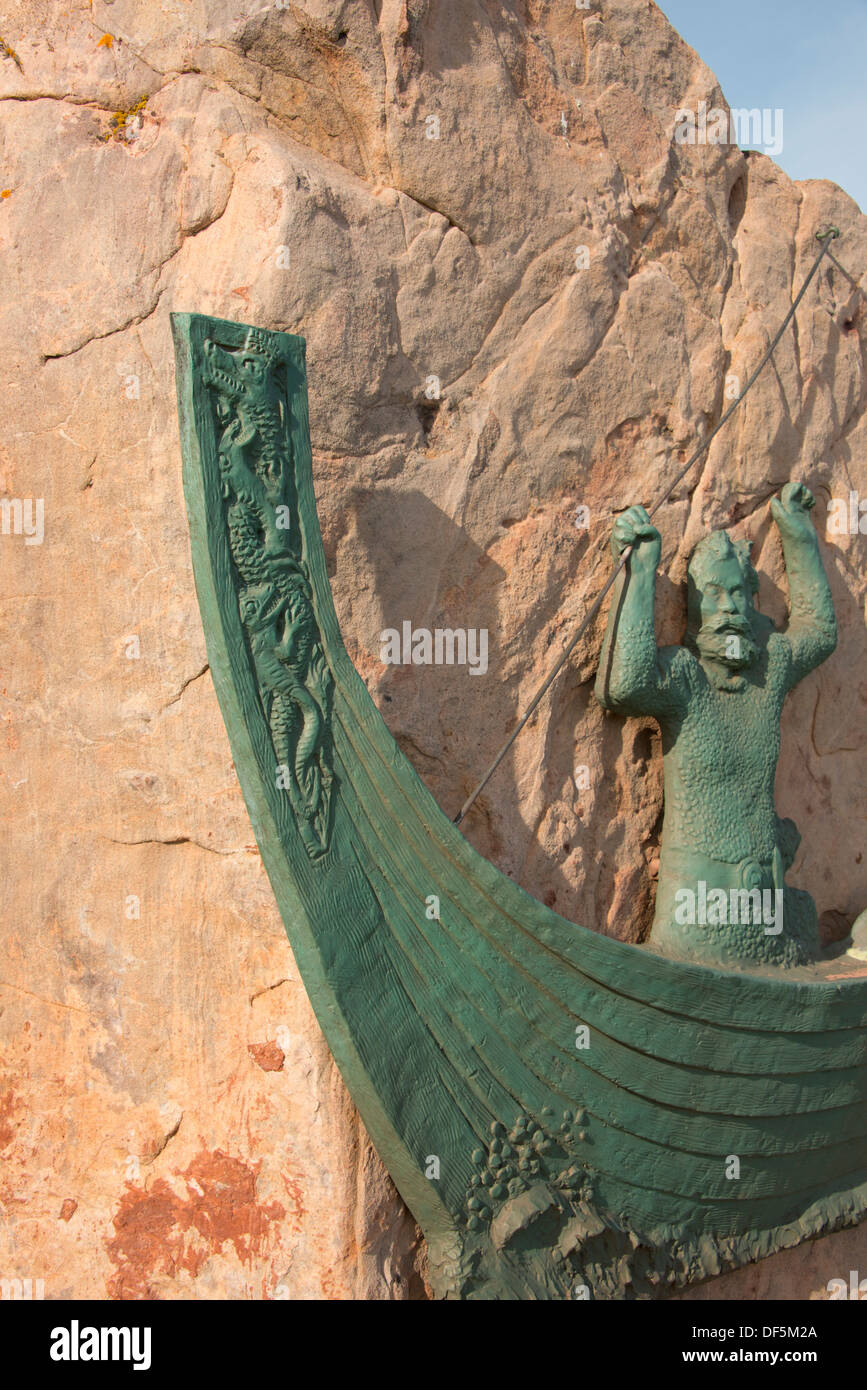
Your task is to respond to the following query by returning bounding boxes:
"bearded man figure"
[595,482,837,969]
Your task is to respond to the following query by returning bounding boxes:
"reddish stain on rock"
[106,1149,285,1299]
[248,1041,285,1072]
[281,1171,307,1233]
[59,1198,78,1222]
[0,1089,17,1149]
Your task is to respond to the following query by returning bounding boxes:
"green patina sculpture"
[595,485,837,969]
[203,328,335,859]
[174,313,867,1301]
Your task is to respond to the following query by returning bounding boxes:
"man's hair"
[686,529,758,634]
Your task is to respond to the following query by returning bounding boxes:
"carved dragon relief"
[201,327,334,860]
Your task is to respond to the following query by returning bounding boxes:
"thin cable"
[825,247,863,295]
[453,229,841,825]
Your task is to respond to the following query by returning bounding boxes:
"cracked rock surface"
[0,0,864,1298]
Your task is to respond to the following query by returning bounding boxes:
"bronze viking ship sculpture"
[173,309,867,1300]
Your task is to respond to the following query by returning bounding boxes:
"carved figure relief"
[201,327,334,859]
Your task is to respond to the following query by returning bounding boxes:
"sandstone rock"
[0,0,863,1299]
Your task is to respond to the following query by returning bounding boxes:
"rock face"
[0,0,864,1299]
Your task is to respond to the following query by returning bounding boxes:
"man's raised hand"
[611,504,662,570]
[770,482,818,545]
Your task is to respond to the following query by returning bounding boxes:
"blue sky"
[658,0,867,211]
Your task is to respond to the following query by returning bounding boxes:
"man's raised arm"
[770,482,837,688]
[595,505,672,717]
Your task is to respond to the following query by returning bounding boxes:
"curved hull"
[173,313,867,1299]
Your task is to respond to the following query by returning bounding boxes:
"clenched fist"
[770,482,818,545]
[611,504,662,570]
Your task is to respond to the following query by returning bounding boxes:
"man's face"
[695,556,758,669]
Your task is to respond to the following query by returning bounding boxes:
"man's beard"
[694,618,759,670]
